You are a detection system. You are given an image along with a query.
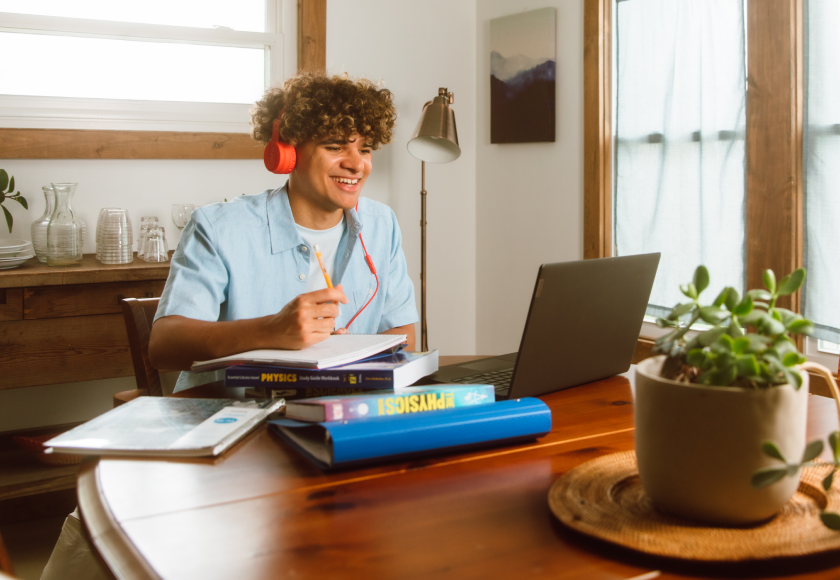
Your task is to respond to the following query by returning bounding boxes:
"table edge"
[78,460,162,580]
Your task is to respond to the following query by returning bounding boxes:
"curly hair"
[250,73,396,149]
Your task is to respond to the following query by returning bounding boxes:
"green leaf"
[733,296,753,317]
[725,288,740,312]
[762,441,788,463]
[747,288,773,301]
[733,337,751,354]
[763,269,777,294]
[729,319,744,338]
[820,512,840,531]
[667,302,695,320]
[777,268,806,296]
[1,204,11,233]
[680,283,698,300]
[782,352,806,367]
[0,169,7,192]
[736,354,760,376]
[7,175,14,193]
[802,440,824,463]
[739,310,764,325]
[712,334,734,353]
[695,327,728,347]
[693,266,710,294]
[744,333,771,352]
[830,431,840,464]
[12,195,27,210]
[758,315,786,336]
[713,287,729,308]
[686,349,708,368]
[823,470,835,492]
[698,365,738,386]
[751,467,789,488]
[656,317,677,328]
[787,319,815,336]
[781,367,803,389]
[698,306,727,325]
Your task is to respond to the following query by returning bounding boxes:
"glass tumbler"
[142,226,169,262]
[171,204,195,230]
[137,216,159,259]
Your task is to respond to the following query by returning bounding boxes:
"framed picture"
[490,8,556,144]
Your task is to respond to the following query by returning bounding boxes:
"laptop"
[426,253,660,400]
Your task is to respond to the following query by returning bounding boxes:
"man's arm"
[381,323,415,351]
[149,286,348,371]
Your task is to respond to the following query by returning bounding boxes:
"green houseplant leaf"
[761,441,788,463]
[1,204,12,233]
[751,467,789,488]
[693,265,710,294]
[776,269,806,296]
[802,440,824,463]
[820,512,840,531]
[0,169,7,192]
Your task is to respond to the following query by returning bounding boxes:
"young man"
[149,73,418,391]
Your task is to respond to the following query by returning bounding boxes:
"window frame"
[0,0,329,160]
[585,0,808,349]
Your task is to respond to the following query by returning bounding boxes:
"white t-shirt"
[295,217,347,292]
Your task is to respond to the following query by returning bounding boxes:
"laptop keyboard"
[451,369,512,395]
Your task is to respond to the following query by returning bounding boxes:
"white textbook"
[191,334,408,373]
[44,398,284,458]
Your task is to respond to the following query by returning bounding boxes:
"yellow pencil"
[314,244,333,289]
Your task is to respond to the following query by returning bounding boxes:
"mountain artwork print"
[490,8,556,143]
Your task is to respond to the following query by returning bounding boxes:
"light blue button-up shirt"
[156,184,418,392]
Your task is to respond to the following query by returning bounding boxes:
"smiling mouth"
[331,177,359,186]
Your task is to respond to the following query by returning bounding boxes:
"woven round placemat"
[549,450,840,561]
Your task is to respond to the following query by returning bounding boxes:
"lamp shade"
[407,89,461,163]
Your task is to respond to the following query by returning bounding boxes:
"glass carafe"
[47,183,82,266]
[30,186,55,263]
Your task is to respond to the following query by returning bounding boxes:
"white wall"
[475,0,584,354]
[326,0,478,358]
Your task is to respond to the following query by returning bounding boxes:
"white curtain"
[614,0,746,316]
[804,0,840,342]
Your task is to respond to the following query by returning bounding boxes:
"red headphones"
[264,114,296,174]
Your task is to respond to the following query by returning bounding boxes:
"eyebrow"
[320,138,373,148]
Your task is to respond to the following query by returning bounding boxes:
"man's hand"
[261,285,349,349]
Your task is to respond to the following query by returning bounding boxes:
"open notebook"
[191,334,408,373]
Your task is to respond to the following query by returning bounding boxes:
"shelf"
[0,254,171,289]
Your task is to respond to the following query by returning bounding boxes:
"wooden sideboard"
[0,255,170,391]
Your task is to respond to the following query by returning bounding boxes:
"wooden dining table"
[77,356,840,580]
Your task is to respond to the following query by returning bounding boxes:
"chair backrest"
[121,297,162,397]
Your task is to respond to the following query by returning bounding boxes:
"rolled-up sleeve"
[155,209,229,323]
[377,208,419,333]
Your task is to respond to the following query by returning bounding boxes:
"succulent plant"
[0,169,28,233]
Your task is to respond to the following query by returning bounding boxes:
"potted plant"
[634,266,840,527]
[0,169,28,233]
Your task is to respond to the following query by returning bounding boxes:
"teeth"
[332,177,358,185]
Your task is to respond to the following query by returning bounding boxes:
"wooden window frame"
[584,0,804,312]
[0,0,327,160]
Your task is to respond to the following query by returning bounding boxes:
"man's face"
[291,134,372,214]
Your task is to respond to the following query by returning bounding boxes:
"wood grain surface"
[77,368,840,580]
[0,255,170,289]
[0,314,132,389]
[298,0,327,74]
[23,280,165,320]
[0,289,22,322]
[0,129,262,160]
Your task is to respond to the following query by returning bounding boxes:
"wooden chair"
[114,297,163,407]
[0,530,15,578]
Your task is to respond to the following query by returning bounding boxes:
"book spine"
[225,367,395,389]
[321,386,495,422]
[257,386,385,401]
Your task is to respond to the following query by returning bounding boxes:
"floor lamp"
[407,88,461,352]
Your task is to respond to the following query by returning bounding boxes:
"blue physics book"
[269,397,552,470]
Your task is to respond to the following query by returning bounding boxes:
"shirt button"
[299,274,305,280]
[301,246,308,252]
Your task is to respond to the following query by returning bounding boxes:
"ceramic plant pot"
[634,355,811,525]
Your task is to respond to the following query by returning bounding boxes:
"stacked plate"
[0,239,35,270]
[96,209,133,264]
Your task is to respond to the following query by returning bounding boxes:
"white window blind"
[614,0,747,316]
[803,0,840,343]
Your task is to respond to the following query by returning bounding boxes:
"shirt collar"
[267,183,363,255]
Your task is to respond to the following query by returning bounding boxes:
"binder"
[269,397,551,470]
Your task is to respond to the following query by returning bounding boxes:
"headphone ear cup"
[263,142,296,174]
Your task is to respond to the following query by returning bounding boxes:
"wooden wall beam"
[745,0,804,310]
[583,0,612,259]
[298,0,327,74]
[0,128,262,160]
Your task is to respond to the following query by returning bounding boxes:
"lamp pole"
[420,161,428,351]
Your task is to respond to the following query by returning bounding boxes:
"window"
[0,1,283,132]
